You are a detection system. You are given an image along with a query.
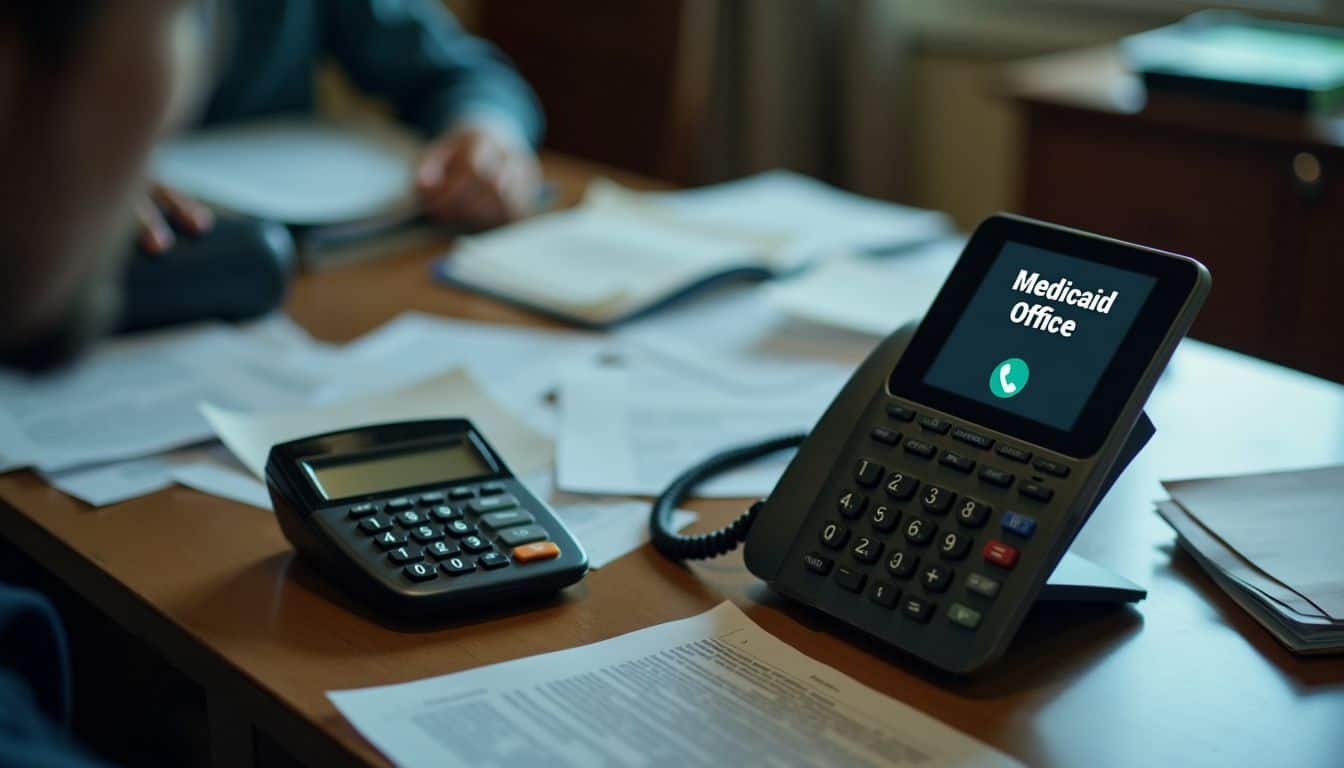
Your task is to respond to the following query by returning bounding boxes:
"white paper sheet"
[0,321,320,472]
[44,444,272,509]
[652,169,954,256]
[150,116,423,225]
[329,601,1020,768]
[557,363,823,497]
[765,239,961,337]
[329,312,607,436]
[203,368,552,481]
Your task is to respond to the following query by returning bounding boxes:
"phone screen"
[920,241,1157,432]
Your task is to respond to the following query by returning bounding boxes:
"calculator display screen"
[302,441,490,500]
[921,241,1157,432]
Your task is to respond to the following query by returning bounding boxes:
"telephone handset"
[652,214,1209,674]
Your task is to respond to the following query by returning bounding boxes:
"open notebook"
[435,172,952,327]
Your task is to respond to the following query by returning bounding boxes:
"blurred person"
[140,0,545,253]
[0,0,206,764]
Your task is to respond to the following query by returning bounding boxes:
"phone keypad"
[804,401,1071,635]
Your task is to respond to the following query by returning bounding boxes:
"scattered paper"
[765,240,960,337]
[0,322,320,472]
[329,601,1019,768]
[651,169,953,256]
[44,444,271,509]
[441,195,772,325]
[203,368,551,481]
[173,462,272,509]
[151,116,423,225]
[329,312,606,435]
[557,363,821,497]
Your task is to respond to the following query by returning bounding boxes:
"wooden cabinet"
[1007,48,1344,382]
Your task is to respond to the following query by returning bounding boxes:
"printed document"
[0,322,319,472]
[329,601,1020,768]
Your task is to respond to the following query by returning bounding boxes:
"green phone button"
[989,358,1029,399]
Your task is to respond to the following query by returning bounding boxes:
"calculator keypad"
[335,480,570,590]
[803,399,1072,639]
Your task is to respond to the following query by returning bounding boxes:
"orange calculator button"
[512,541,560,563]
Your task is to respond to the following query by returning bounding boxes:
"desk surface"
[2,153,1343,768]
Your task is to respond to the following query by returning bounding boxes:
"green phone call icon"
[989,358,1029,399]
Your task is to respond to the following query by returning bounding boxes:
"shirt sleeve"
[0,586,109,768]
[322,0,544,144]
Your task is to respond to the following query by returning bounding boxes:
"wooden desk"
[2,153,1343,767]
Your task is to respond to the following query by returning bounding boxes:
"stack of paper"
[437,171,952,327]
[1158,466,1344,654]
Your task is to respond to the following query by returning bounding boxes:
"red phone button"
[983,540,1019,569]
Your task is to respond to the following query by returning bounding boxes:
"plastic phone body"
[744,214,1209,673]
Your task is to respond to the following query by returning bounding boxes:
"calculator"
[741,215,1209,673]
[266,419,587,618]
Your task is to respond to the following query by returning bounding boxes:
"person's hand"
[136,181,214,254]
[415,123,541,229]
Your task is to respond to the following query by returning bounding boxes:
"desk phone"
[266,419,587,618]
[653,214,1208,674]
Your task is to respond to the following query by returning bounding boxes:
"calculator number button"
[854,459,883,488]
[938,531,972,561]
[444,519,478,537]
[411,525,443,543]
[395,510,426,528]
[430,505,460,522]
[851,536,883,564]
[403,562,437,582]
[388,546,421,564]
[885,549,919,579]
[374,530,408,550]
[884,472,919,501]
[424,540,461,560]
[441,557,476,576]
[955,498,991,528]
[357,517,391,535]
[460,534,492,553]
[870,504,900,533]
[837,490,868,520]
[921,564,954,593]
[903,518,936,546]
[820,522,850,549]
[921,485,955,515]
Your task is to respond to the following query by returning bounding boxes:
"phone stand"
[1038,411,1154,603]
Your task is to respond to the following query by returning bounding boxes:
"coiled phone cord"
[650,432,806,561]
